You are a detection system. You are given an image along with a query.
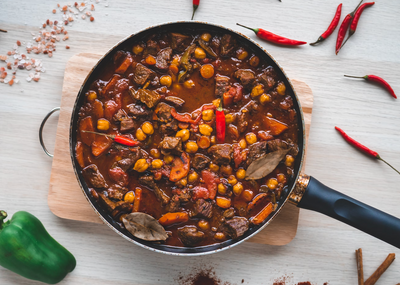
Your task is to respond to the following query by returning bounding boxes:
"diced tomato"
[201,170,219,200]
[114,78,129,94]
[191,186,209,201]
[109,167,129,186]
[104,100,119,121]
[223,87,235,107]
[233,84,243,103]
[233,145,247,169]
[257,130,274,141]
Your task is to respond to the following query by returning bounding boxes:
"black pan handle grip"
[297,176,400,248]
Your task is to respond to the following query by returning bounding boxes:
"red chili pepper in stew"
[336,0,364,55]
[81,130,139,146]
[344,74,397,99]
[191,0,200,20]
[310,3,342,46]
[335,126,400,175]
[236,23,307,46]
[340,2,375,50]
[216,101,226,143]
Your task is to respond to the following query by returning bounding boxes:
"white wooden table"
[1,0,400,284]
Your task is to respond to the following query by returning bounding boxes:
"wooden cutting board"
[48,53,313,246]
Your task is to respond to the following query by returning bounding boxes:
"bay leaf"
[245,148,290,180]
[122,212,168,241]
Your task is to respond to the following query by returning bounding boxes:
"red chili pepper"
[171,109,196,124]
[310,3,342,46]
[344,74,397,99]
[215,99,226,143]
[335,126,400,175]
[340,2,375,50]
[336,0,364,55]
[237,23,307,46]
[191,0,200,20]
[81,130,139,146]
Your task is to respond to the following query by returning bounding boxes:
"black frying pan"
[64,21,400,255]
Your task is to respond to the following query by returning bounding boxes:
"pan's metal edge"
[69,20,307,256]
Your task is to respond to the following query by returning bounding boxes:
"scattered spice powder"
[178,268,234,285]
[0,0,109,86]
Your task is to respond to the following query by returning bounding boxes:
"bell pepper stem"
[0,211,9,230]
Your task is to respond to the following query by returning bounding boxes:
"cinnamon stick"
[355,248,364,285]
[364,253,395,285]
[0,29,7,33]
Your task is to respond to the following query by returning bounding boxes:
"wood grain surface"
[47,53,314,246]
[2,1,400,284]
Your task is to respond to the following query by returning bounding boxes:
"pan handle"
[39,107,61,158]
[293,175,400,248]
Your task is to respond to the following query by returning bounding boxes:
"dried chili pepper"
[344,74,397,99]
[236,23,307,46]
[216,100,226,143]
[340,2,375,50]
[81,130,139,146]
[310,3,342,46]
[0,29,7,33]
[336,0,364,55]
[335,126,400,175]
[191,0,200,20]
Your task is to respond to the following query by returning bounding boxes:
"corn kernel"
[160,75,172,87]
[133,159,149,172]
[199,124,213,136]
[97,119,110,131]
[276,82,286,96]
[164,155,174,164]
[136,128,147,141]
[188,172,199,183]
[124,191,135,203]
[285,155,295,167]
[133,45,143,54]
[209,163,219,172]
[251,84,264,97]
[202,109,214,121]
[267,178,278,190]
[201,33,212,42]
[194,47,206,59]
[245,132,257,145]
[239,139,247,149]
[233,183,243,196]
[176,129,190,142]
[86,90,97,102]
[151,159,163,169]
[198,219,210,230]
[236,169,246,180]
[218,183,227,195]
[184,79,195,89]
[185,141,198,153]
[228,175,237,185]
[142,122,154,135]
[259,93,271,105]
[225,114,235,124]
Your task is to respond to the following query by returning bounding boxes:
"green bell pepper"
[0,210,76,284]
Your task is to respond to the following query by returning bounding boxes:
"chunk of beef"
[192,154,211,171]
[267,139,289,153]
[248,141,268,165]
[82,164,108,188]
[223,208,235,219]
[155,47,172,70]
[166,195,180,212]
[144,39,159,56]
[210,36,221,54]
[258,73,276,92]
[98,192,116,212]
[113,109,128,123]
[127,103,152,117]
[220,34,236,56]
[154,102,174,122]
[139,176,170,205]
[233,145,247,169]
[166,188,192,212]
[159,137,183,155]
[120,117,135,132]
[234,69,255,88]
[237,111,249,134]
[170,33,190,51]
[107,184,128,200]
[220,217,249,239]
[132,89,160,109]
[164,96,185,107]
[111,201,133,218]
[215,75,230,97]
[192,199,213,219]
[178,226,205,246]
[208,144,233,165]
[116,147,143,171]
[109,166,129,186]
[132,63,154,86]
